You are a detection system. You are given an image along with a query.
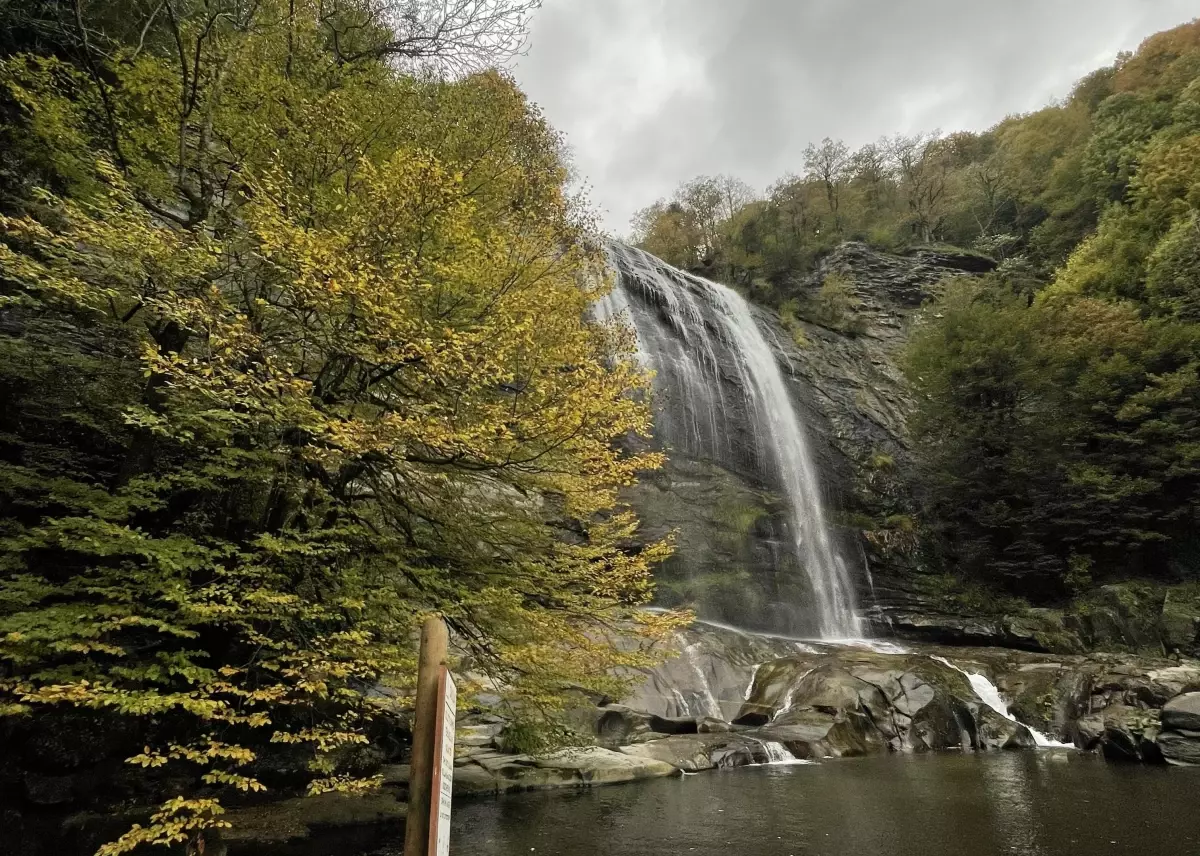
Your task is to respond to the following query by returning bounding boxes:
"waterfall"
[597,242,863,639]
[930,656,1074,749]
[682,642,724,720]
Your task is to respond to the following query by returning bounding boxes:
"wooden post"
[405,616,450,856]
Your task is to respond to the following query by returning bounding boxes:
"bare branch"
[322,0,542,75]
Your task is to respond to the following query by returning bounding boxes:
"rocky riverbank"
[31,620,1200,856]
[447,621,1200,795]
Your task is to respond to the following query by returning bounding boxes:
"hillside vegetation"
[634,20,1200,603]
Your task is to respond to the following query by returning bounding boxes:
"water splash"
[931,656,1074,749]
[597,243,863,639]
[748,737,815,766]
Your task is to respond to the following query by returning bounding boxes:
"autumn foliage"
[0,1,675,852]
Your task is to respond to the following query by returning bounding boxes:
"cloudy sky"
[513,1,1198,234]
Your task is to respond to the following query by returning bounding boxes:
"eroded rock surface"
[1158,692,1200,765]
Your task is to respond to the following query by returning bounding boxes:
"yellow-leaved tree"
[0,1,679,852]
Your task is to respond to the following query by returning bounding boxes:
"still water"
[437,754,1199,856]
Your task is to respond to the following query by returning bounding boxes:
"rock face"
[610,241,996,637]
[735,650,1035,753]
[607,623,1200,771]
[447,624,1096,794]
[1158,692,1200,765]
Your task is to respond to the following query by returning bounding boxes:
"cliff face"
[755,243,997,626]
[617,240,994,635]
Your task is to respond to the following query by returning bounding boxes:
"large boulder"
[618,734,758,772]
[1157,731,1200,766]
[621,626,810,720]
[1161,692,1200,731]
[1156,692,1200,766]
[735,651,1035,754]
[449,747,676,793]
[1075,703,1163,763]
[618,727,837,771]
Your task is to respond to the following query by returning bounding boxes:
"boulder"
[1161,692,1200,732]
[1075,704,1162,763]
[1157,731,1200,766]
[451,747,677,794]
[767,709,888,758]
[456,723,503,749]
[734,651,1040,754]
[618,734,749,772]
[529,747,678,786]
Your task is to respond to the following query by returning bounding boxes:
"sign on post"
[405,617,452,856]
[428,666,456,856]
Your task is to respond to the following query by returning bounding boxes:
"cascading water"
[595,242,862,639]
[747,737,814,766]
[930,656,1074,749]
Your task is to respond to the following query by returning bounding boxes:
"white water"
[930,656,1074,749]
[749,737,815,766]
[598,243,863,639]
[742,664,762,703]
[682,641,724,720]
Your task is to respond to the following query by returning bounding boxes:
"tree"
[320,0,544,71]
[848,140,892,207]
[713,173,756,222]
[0,2,680,852]
[888,132,953,242]
[631,199,696,268]
[804,137,850,232]
[675,175,725,262]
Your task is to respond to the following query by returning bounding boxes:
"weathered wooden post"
[405,616,456,855]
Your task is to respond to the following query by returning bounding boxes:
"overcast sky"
[513,1,1199,235]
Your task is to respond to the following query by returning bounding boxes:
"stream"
[424,753,1198,856]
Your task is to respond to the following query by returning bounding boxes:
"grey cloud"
[515,0,1199,234]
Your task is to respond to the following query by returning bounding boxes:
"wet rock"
[618,732,807,770]
[1161,692,1200,731]
[768,709,889,758]
[583,703,702,747]
[1157,730,1200,766]
[1075,704,1162,763]
[453,747,677,793]
[618,734,748,772]
[457,723,503,748]
[1156,691,1200,766]
[622,626,803,720]
[734,649,1036,754]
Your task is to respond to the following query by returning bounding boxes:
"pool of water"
[426,753,1200,856]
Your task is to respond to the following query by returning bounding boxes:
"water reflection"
[978,750,1044,856]
[431,754,1200,856]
